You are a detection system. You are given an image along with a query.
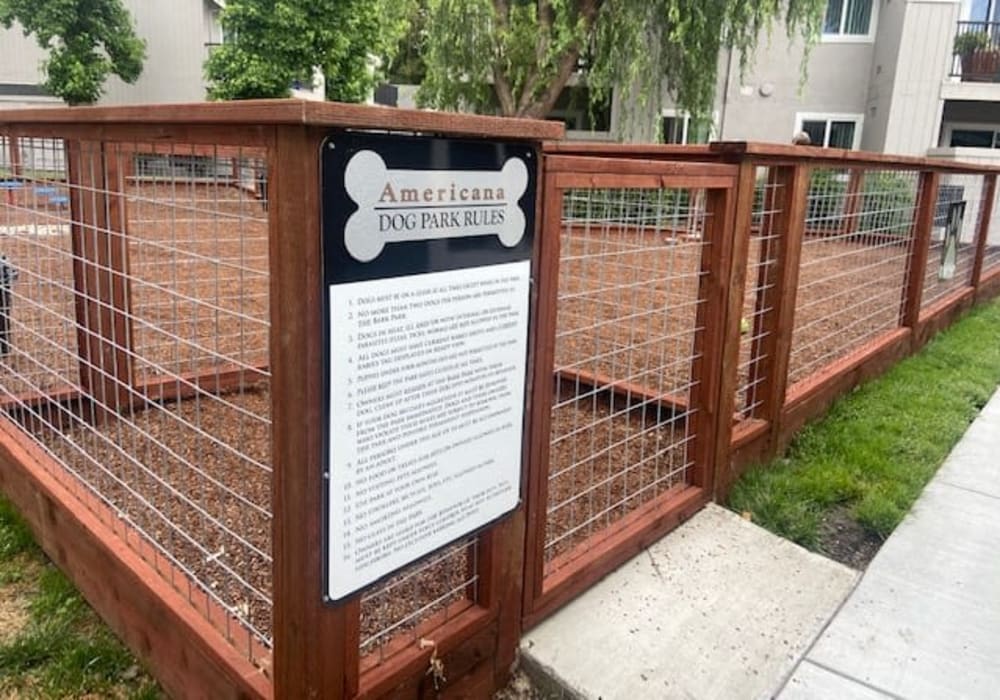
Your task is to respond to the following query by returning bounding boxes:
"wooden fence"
[0,102,998,698]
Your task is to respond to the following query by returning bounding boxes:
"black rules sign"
[320,132,537,602]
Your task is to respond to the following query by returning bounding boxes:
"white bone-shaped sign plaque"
[343,150,528,262]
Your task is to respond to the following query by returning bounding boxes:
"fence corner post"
[269,124,358,699]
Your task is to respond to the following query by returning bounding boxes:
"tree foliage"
[418,0,826,125]
[205,0,413,102]
[0,0,145,105]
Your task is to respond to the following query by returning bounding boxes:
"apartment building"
[0,0,226,108]
[651,0,1000,167]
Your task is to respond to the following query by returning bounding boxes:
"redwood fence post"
[901,171,940,335]
[971,174,997,291]
[840,167,865,238]
[746,163,809,460]
[690,177,740,497]
[270,124,357,699]
[521,165,563,624]
[66,140,134,424]
[8,134,22,179]
[711,160,755,497]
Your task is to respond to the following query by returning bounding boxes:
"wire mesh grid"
[0,139,77,396]
[0,135,272,668]
[921,173,984,309]
[788,167,919,388]
[736,167,781,418]
[983,180,1000,277]
[545,186,709,572]
[359,536,478,663]
[125,145,269,377]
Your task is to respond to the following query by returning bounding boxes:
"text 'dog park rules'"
[321,132,537,602]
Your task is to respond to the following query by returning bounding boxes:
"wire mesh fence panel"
[0,137,78,397]
[737,167,781,418]
[359,536,478,666]
[789,167,919,388]
[984,181,1000,277]
[922,173,984,309]
[0,136,273,671]
[545,187,708,572]
[124,144,269,378]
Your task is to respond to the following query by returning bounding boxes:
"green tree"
[418,0,825,125]
[0,0,146,105]
[205,0,413,102]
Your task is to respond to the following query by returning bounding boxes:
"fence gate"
[523,155,744,625]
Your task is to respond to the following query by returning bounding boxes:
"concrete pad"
[934,389,1000,499]
[803,481,1000,699]
[780,661,895,700]
[521,504,858,700]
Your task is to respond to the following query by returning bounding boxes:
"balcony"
[952,21,1000,82]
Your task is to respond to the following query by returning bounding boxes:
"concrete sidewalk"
[778,387,1000,699]
[521,505,859,699]
[521,387,1000,699]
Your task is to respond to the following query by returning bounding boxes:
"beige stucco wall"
[716,40,873,144]
[0,0,218,106]
[100,0,217,105]
[649,0,961,154]
[869,0,960,155]
[0,25,49,87]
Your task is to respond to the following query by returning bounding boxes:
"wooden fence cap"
[0,98,565,142]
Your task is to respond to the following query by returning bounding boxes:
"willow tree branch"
[491,0,517,115]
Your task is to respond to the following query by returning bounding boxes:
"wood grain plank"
[977,266,1000,302]
[66,140,134,425]
[709,141,1000,175]
[555,367,690,415]
[839,169,865,238]
[914,286,976,349]
[0,99,564,141]
[542,142,717,159]
[688,184,738,493]
[710,162,753,498]
[521,167,563,622]
[901,172,940,328]
[270,125,355,699]
[971,175,997,288]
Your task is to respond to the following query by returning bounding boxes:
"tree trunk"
[492,0,602,119]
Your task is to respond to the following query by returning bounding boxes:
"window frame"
[660,109,719,145]
[821,0,879,43]
[942,121,1000,149]
[794,112,865,150]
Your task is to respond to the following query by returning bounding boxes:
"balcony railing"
[953,21,1000,82]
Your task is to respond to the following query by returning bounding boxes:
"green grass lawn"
[729,297,1000,556]
[0,499,161,699]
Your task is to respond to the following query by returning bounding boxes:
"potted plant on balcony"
[955,30,999,82]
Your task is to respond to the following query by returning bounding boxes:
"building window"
[823,0,875,39]
[945,123,1000,148]
[661,111,715,145]
[549,87,612,134]
[795,113,864,149]
[966,0,1000,23]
